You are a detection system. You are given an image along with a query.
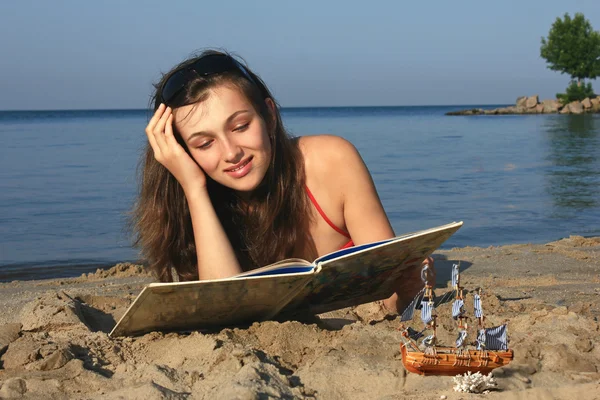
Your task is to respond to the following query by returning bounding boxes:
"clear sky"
[1,0,599,110]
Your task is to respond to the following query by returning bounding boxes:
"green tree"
[540,13,600,86]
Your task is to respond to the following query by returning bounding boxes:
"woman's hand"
[145,104,206,192]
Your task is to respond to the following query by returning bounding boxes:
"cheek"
[191,151,220,174]
[248,123,272,154]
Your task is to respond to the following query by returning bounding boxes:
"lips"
[223,156,254,179]
[224,156,253,172]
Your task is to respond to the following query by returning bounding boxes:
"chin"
[221,172,267,193]
[230,181,261,193]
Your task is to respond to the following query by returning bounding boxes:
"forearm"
[185,187,242,280]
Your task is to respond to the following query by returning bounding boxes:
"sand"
[0,237,599,399]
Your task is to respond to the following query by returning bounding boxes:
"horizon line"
[0,103,512,113]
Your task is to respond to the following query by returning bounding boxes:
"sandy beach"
[1,236,599,399]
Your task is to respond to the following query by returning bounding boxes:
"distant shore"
[1,237,599,399]
[447,95,600,116]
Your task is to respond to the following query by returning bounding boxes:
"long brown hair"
[131,50,314,282]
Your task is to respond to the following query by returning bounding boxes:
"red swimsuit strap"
[305,185,351,239]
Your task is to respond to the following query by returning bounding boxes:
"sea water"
[1,107,599,280]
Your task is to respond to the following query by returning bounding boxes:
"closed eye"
[233,122,249,132]
[196,140,213,150]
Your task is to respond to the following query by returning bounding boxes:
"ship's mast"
[451,263,468,348]
[420,263,437,347]
[474,288,485,330]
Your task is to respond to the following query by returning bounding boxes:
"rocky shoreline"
[447,95,600,116]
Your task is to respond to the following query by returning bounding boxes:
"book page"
[110,268,315,337]
[235,258,314,278]
[280,221,463,316]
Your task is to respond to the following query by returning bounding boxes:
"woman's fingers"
[164,114,180,148]
[153,106,172,136]
[145,104,166,156]
[152,107,172,150]
[146,103,166,133]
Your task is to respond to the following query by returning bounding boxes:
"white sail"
[420,301,433,324]
[422,334,436,347]
[455,330,468,347]
[452,299,465,319]
[400,287,425,322]
[451,263,460,287]
[474,293,483,318]
[477,325,508,351]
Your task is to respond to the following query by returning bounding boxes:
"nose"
[222,137,243,163]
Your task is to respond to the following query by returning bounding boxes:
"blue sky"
[1,0,599,110]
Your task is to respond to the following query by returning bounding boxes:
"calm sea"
[1,107,599,281]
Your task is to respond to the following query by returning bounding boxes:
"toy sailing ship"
[399,263,513,376]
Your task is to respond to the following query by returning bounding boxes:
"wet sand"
[0,237,599,399]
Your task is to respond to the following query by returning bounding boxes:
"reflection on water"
[542,115,600,215]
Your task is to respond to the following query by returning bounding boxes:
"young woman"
[132,50,433,314]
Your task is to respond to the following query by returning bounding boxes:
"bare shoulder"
[298,135,393,244]
[298,135,363,175]
[298,135,369,204]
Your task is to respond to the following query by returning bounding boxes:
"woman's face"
[173,86,273,193]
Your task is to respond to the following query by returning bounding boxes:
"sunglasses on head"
[160,54,257,105]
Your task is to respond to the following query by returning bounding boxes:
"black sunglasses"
[160,54,257,105]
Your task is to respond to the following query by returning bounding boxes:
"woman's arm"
[185,188,242,280]
[319,136,433,312]
[146,105,242,280]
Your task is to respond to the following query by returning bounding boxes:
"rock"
[497,107,515,115]
[526,95,539,108]
[542,99,560,113]
[0,323,22,355]
[0,377,27,398]
[516,106,530,114]
[581,98,592,109]
[568,101,584,115]
[445,108,484,116]
[446,96,593,116]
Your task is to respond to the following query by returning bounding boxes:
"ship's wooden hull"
[400,343,513,376]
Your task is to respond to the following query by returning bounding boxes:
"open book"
[110,221,463,336]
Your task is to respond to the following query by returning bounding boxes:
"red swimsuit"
[305,186,354,250]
